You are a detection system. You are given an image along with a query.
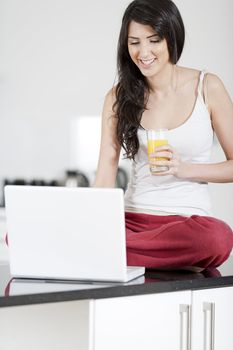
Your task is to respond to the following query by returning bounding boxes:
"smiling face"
[127,21,171,78]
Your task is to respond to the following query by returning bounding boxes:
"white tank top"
[124,71,214,216]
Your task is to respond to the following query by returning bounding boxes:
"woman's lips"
[139,58,156,68]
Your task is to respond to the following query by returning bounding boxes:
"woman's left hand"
[150,144,187,178]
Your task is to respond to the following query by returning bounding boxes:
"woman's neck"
[147,64,179,97]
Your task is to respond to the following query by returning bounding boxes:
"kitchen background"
[0,0,232,237]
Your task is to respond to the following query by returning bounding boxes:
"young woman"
[94,0,233,270]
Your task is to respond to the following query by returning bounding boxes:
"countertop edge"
[1,275,233,308]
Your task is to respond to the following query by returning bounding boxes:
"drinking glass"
[147,128,169,174]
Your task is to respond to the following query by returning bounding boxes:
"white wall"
[0,0,232,226]
[0,0,130,182]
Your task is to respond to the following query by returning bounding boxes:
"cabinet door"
[192,286,233,350]
[0,300,94,350]
[93,291,191,350]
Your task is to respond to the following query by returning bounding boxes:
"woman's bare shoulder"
[205,73,232,114]
[177,66,201,87]
[105,86,117,101]
[176,67,227,91]
[205,72,226,92]
[102,86,117,112]
[178,66,200,76]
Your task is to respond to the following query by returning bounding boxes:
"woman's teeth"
[140,58,155,66]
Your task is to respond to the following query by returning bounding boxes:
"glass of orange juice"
[147,128,169,174]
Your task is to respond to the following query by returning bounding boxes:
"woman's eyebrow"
[147,34,159,39]
[128,34,159,39]
[128,36,140,39]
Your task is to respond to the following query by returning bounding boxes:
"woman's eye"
[150,40,160,43]
[129,42,139,45]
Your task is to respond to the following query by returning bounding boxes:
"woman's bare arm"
[93,89,121,187]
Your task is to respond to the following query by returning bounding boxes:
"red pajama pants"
[125,212,233,269]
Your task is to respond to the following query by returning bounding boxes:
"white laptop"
[4,185,145,282]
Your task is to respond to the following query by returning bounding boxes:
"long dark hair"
[113,0,185,160]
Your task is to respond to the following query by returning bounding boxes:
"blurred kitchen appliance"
[63,170,89,187]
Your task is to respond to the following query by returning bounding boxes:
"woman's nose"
[139,43,151,58]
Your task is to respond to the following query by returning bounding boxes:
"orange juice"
[147,139,168,161]
[147,129,169,173]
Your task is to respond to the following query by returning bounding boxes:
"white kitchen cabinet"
[93,291,192,350]
[93,286,233,350]
[192,286,233,350]
[1,286,233,349]
[0,300,94,350]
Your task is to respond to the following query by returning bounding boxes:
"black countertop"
[1,256,233,308]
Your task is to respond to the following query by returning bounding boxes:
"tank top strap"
[197,69,209,109]
[197,70,206,95]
